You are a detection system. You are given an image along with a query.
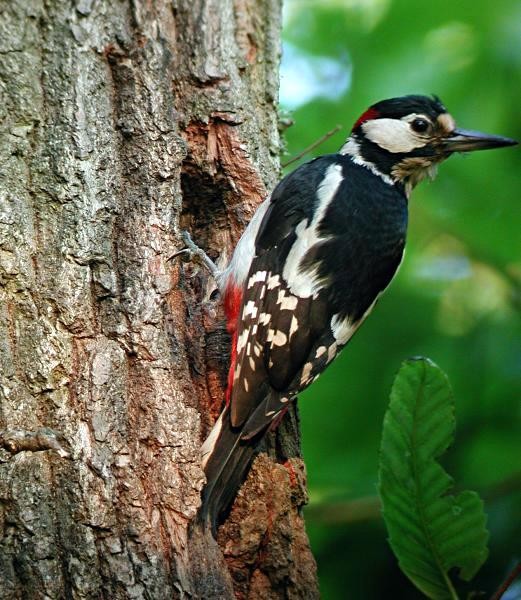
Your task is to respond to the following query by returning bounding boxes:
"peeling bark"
[0,0,318,598]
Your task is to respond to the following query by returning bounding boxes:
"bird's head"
[343,94,517,196]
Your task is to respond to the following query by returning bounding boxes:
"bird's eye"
[411,118,430,133]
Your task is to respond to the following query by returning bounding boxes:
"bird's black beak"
[442,128,518,153]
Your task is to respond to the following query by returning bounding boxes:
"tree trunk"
[0,0,318,598]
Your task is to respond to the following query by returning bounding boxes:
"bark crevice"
[0,0,319,597]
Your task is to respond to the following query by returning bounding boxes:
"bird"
[180,94,517,532]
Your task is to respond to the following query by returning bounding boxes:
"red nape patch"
[352,107,380,130]
[223,282,243,405]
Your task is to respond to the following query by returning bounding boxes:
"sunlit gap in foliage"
[280,0,381,109]
[284,0,391,32]
[424,22,477,71]
[373,21,478,92]
[279,42,351,109]
[408,235,515,336]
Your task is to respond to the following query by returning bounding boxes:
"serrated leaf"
[378,358,489,600]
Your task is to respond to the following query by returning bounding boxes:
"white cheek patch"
[362,118,429,153]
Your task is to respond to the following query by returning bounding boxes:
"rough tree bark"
[0,0,318,598]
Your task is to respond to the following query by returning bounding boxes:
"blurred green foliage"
[280,0,521,597]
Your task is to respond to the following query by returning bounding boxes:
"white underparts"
[282,163,344,298]
[220,196,271,291]
[201,409,225,468]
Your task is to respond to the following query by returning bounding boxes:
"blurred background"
[279,0,521,597]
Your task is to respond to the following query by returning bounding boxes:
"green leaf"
[378,358,489,600]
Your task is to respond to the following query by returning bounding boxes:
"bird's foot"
[169,231,220,281]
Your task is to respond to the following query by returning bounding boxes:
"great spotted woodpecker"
[186,94,516,529]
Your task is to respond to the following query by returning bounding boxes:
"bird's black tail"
[198,406,262,532]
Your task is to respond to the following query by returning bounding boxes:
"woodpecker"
[187,94,516,530]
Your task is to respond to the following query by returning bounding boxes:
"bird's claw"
[168,247,192,263]
[169,230,220,280]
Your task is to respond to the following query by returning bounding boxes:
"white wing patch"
[267,274,281,289]
[243,300,258,319]
[300,361,313,385]
[282,163,344,298]
[289,315,299,338]
[267,329,287,347]
[315,345,326,358]
[248,270,267,288]
[237,328,249,353]
[259,312,271,325]
[277,289,298,310]
[327,342,338,363]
